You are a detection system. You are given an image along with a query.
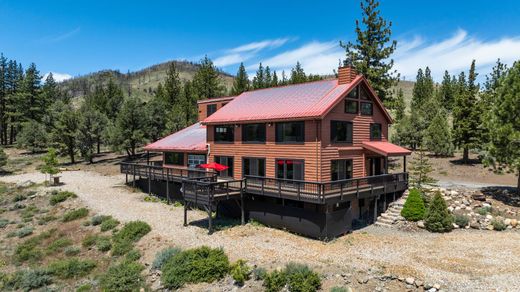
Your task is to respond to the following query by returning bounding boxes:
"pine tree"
[484,61,520,194]
[52,102,78,163]
[20,63,43,121]
[17,119,48,153]
[423,111,454,156]
[77,106,107,163]
[340,0,398,102]
[163,62,182,108]
[392,112,422,150]
[409,67,436,144]
[438,70,455,111]
[0,54,7,145]
[107,97,148,157]
[280,70,288,85]
[290,62,307,84]
[231,63,249,95]
[409,150,437,189]
[104,79,125,120]
[252,63,265,89]
[145,95,168,141]
[192,56,225,99]
[453,60,480,163]
[393,87,405,121]
[41,148,60,182]
[480,59,508,145]
[264,66,272,87]
[0,147,7,171]
[424,192,453,233]
[41,73,60,110]
[271,71,279,87]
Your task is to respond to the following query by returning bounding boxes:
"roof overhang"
[362,141,412,157]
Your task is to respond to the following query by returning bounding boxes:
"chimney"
[338,66,358,85]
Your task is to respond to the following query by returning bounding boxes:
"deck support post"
[166,169,170,204]
[403,156,407,172]
[373,196,378,223]
[207,206,213,235]
[125,173,128,184]
[132,165,136,187]
[240,186,245,225]
[148,168,151,195]
[183,202,188,227]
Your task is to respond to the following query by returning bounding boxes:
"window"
[164,152,184,165]
[214,125,234,142]
[359,85,370,100]
[242,157,265,177]
[370,123,382,140]
[275,122,304,143]
[242,123,266,143]
[215,156,234,178]
[345,100,358,114]
[187,154,206,168]
[207,104,217,117]
[330,121,353,144]
[347,87,358,99]
[331,159,353,181]
[360,102,373,115]
[276,159,304,181]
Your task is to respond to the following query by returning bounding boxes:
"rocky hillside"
[59,60,235,100]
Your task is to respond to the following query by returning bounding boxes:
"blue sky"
[1,0,520,82]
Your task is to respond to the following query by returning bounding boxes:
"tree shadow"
[449,158,481,166]
[481,186,520,207]
[188,216,242,232]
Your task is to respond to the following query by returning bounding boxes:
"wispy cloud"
[214,38,291,67]
[39,27,81,44]
[43,72,72,83]
[394,29,520,81]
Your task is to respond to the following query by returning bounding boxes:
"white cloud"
[394,29,520,81]
[40,27,81,44]
[214,38,291,67]
[43,72,72,83]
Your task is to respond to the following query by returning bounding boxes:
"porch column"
[403,156,407,172]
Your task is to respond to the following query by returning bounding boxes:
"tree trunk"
[517,169,520,196]
[462,147,469,163]
[97,140,101,154]
[69,147,75,164]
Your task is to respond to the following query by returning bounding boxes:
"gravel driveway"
[2,171,520,291]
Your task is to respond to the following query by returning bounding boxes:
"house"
[121,66,411,239]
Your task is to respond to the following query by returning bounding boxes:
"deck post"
[183,202,188,227]
[148,167,151,195]
[240,181,245,225]
[166,168,170,204]
[132,164,136,187]
[207,206,213,235]
[373,196,378,223]
[125,172,128,184]
[403,156,407,172]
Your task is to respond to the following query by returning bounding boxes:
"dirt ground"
[2,171,520,291]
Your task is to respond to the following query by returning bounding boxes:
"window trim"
[330,120,353,144]
[215,156,234,178]
[214,125,235,143]
[241,123,266,144]
[207,104,217,117]
[164,152,184,166]
[344,99,358,114]
[242,157,266,178]
[275,121,305,144]
[360,102,373,116]
[330,159,353,181]
[275,158,305,181]
[370,123,382,141]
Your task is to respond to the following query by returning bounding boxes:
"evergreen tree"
[280,70,288,85]
[41,148,60,182]
[453,61,480,163]
[231,63,249,95]
[271,71,279,87]
[340,0,398,102]
[192,56,225,99]
[392,112,422,150]
[480,59,508,145]
[104,79,125,120]
[163,62,182,108]
[424,192,453,233]
[41,73,59,110]
[252,63,265,89]
[145,95,168,141]
[409,150,437,189]
[290,62,307,84]
[0,147,7,171]
[0,54,7,145]
[400,188,426,221]
[20,63,43,121]
[423,112,454,156]
[393,87,405,121]
[408,67,436,145]
[107,97,148,157]
[264,66,272,87]
[77,106,107,163]
[52,102,78,163]
[438,70,455,111]
[484,61,520,194]
[17,119,48,153]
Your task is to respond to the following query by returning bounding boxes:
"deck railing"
[182,178,245,203]
[120,162,217,182]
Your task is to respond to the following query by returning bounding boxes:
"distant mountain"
[59,60,235,100]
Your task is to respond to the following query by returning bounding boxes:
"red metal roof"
[144,122,207,152]
[202,76,393,124]
[362,141,412,157]
[197,95,237,104]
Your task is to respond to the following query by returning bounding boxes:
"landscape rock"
[511,219,518,227]
[405,277,415,285]
[504,218,511,226]
[417,221,425,228]
[16,180,35,188]
[472,193,486,201]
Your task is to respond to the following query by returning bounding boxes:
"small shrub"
[230,259,251,286]
[63,208,89,222]
[401,189,426,221]
[16,226,34,238]
[0,218,9,228]
[100,218,119,232]
[90,215,110,226]
[64,246,81,256]
[82,234,98,248]
[49,191,77,205]
[46,237,73,253]
[330,287,349,292]
[263,270,287,292]
[125,249,142,262]
[38,215,57,225]
[477,206,491,216]
[5,269,52,291]
[424,192,453,233]
[100,261,145,292]
[491,219,507,231]
[47,258,96,279]
[96,236,112,252]
[453,214,469,227]
[14,229,55,262]
[253,267,267,280]
[152,247,182,270]
[112,221,151,256]
[285,263,321,292]
[13,193,27,202]
[161,246,230,289]
[76,283,93,292]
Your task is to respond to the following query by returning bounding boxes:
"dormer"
[197,96,236,121]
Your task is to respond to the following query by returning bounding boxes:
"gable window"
[331,159,353,181]
[207,104,217,117]
[360,102,373,116]
[370,123,382,140]
[347,87,358,99]
[243,157,265,177]
[345,100,358,114]
[359,85,370,100]
[330,120,353,144]
[242,123,266,143]
[275,121,305,143]
[214,125,234,143]
[215,156,234,178]
[164,152,184,165]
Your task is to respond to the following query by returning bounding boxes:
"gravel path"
[2,171,520,291]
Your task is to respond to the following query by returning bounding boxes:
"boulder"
[405,277,415,285]
[510,219,518,227]
[470,222,480,229]
[450,190,459,196]
[472,193,486,201]
[16,180,35,188]
[504,218,511,226]
[486,215,493,220]
[452,223,459,229]
[417,221,425,228]
[486,225,494,231]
